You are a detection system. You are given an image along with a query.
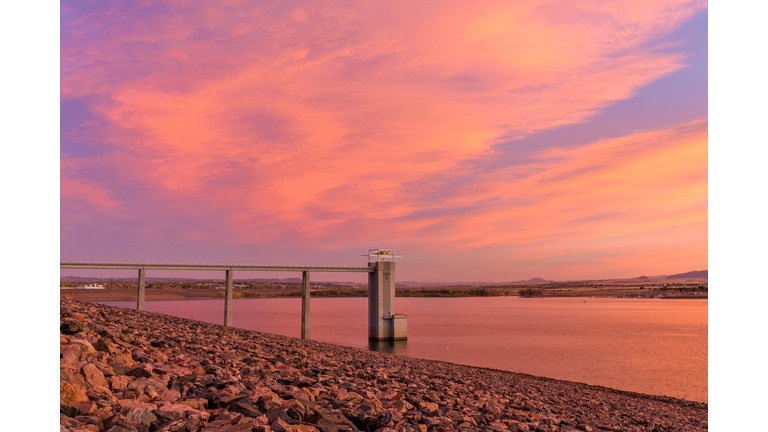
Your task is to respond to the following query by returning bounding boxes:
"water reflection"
[368,339,409,355]
[99,297,707,402]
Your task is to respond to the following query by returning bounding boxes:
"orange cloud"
[61,0,707,279]
[394,119,708,279]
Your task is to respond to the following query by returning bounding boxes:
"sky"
[59,0,708,283]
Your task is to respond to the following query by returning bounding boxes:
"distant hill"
[665,270,708,279]
[62,271,705,286]
[396,278,552,286]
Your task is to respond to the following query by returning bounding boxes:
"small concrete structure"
[384,314,408,340]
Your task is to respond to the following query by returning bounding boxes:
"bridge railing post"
[224,269,233,326]
[137,268,145,311]
[301,270,310,339]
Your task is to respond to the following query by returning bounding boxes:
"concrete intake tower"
[366,251,407,341]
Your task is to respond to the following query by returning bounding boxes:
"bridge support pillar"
[224,269,233,327]
[368,261,407,340]
[301,270,310,339]
[137,268,145,311]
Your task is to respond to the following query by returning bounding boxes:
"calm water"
[101,297,707,402]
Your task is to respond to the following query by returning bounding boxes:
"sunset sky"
[59,0,708,282]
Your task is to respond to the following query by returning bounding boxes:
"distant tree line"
[659,284,707,292]
[396,288,515,297]
[519,287,544,297]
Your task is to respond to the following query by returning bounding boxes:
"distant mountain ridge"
[665,270,708,279]
[395,277,553,287]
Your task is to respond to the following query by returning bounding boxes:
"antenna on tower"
[361,249,403,262]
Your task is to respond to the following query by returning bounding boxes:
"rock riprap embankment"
[59,299,707,432]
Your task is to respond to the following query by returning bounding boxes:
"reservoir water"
[100,296,707,402]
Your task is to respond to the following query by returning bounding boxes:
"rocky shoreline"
[60,299,707,432]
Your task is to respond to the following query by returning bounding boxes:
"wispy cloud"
[61,0,707,280]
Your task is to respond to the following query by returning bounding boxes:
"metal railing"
[60,261,375,272]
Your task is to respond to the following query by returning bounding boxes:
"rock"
[214,412,244,424]
[103,413,133,431]
[60,415,86,430]
[62,343,84,361]
[126,364,153,378]
[230,400,265,418]
[508,422,530,432]
[159,402,198,418]
[82,363,109,388]
[118,399,159,412]
[124,407,157,427]
[160,389,182,401]
[105,426,135,432]
[61,380,89,405]
[303,411,359,432]
[61,319,84,334]
[72,400,97,415]
[155,419,187,432]
[73,339,98,360]
[202,422,255,432]
[112,353,137,368]
[127,377,168,394]
[271,417,296,432]
[61,364,89,387]
[94,361,117,378]
[291,425,321,432]
[96,326,120,340]
[111,375,132,391]
[418,402,439,413]
[216,393,249,407]
[180,397,209,410]
[60,402,80,418]
[94,338,116,353]
[72,425,101,432]
[445,410,464,422]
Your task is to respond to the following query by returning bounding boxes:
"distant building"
[75,283,105,289]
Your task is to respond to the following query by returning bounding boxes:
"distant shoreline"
[60,288,707,302]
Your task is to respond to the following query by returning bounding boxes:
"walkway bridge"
[60,252,406,341]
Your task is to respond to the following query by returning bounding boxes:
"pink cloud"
[395,119,708,280]
[61,0,707,280]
